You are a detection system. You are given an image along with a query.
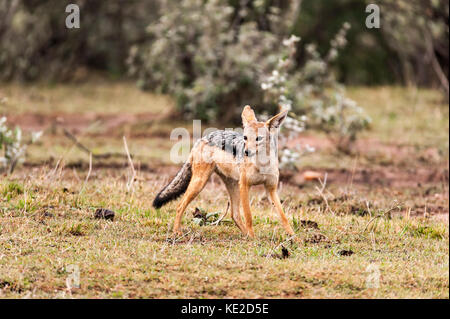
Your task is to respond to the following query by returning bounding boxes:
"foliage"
[130,0,370,157]
[0,0,159,81]
[192,207,225,226]
[128,0,291,122]
[262,23,371,159]
[298,23,371,151]
[259,34,311,169]
[378,0,449,98]
[0,117,42,174]
[0,0,447,91]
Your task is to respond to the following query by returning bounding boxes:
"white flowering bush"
[260,34,312,169]
[296,23,371,152]
[261,23,371,162]
[128,0,295,122]
[130,0,370,167]
[0,117,42,174]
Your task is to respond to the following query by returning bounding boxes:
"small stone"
[43,211,54,218]
[338,249,354,256]
[94,208,115,221]
[281,246,290,259]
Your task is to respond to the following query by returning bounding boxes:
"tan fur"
[171,105,296,239]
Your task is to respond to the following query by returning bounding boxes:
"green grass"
[0,80,173,115]
[0,177,448,298]
[348,86,449,151]
[0,83,448,298]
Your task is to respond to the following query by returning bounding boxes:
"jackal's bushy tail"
[152,161,192,208]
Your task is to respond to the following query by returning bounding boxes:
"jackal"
[153,105,295,238]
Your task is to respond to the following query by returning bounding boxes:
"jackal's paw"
[246,230,255,238]
[172,229,183,238]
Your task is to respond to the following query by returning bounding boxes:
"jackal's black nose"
[245,150,249,156]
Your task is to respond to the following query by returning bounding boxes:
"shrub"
[0,117,42,174]
[128,0,295,122]
[129,0,370,157]
[0,0,160,81]
[260,24,371,165]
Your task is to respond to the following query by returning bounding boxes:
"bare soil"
[5,107,449,221]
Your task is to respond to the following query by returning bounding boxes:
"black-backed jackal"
[153,105,295,238]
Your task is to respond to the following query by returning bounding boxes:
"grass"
[0,176,448,298]
[0,82,448,298]
[0,80,174,115]
[348,86,449,151]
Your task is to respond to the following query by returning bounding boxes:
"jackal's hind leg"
[173,163,214,235]
[221,177,246,234]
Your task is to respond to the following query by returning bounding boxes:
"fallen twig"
[211,202,230,226]
[315,173,335,215]
[123,136,136,191]
[78,152,92,198]
[62,126,128,160]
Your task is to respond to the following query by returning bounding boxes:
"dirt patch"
[282,166,449,189]
[6,112,160,135]
[288,135,417,157]
[300,220,319,229]
[305,233,327,244]
[0,280,23,293]
[24,160,158,172]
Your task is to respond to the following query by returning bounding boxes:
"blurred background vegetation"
[0,1,449,299]
[1,0,447,90]
[1,0,448,170]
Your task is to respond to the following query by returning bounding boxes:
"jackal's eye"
[243,135,247,141]
[256,136,263,142]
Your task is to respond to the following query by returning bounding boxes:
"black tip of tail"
[152,163,192,209]
[152,195,166,209]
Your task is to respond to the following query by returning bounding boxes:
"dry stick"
[123,136,136,191]
[363,203,398,233]
[46,121,98,181]
[171,230,192,245]
[211,201,230,226]
[78,152,92,199]
[62,127,91,155]
[66,151,90,218]
[49,157,63,180]
[363,205,380,233]
[62,126,128,160]
[315,173,334,215]
[72,167,81,183]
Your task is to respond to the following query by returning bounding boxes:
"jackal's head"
[241,105,287,160]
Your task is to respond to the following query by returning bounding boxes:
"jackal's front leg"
[239,176,255,238]
[266,186,296,237]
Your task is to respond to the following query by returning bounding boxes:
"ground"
[0,81,448,298]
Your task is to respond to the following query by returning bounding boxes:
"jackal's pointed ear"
[242,105,257,127]
[266,109,288,130]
